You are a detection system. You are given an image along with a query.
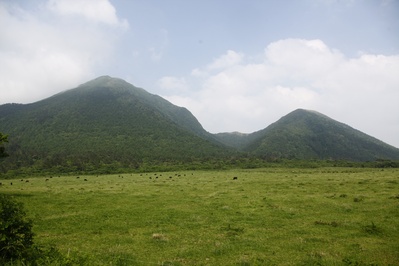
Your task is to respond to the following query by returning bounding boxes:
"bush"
[0,194,34,261]
[0,195,83,265]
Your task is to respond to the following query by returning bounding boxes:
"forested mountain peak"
[74,75,147,94]
[53,75,152,101]
[40,76,214,140]
[242,108,399,161]
[0,76,229,174]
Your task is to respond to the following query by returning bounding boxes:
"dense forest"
[1,76,398,177]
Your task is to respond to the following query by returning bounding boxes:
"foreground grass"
[1,167,399,265]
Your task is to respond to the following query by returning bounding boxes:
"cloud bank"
[0,0,127,104]
[47,0,128,27]
[160,39,399,147]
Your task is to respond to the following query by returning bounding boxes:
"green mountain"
[0,76,229,173]
[229,109,399,161]
[1,77,398,175]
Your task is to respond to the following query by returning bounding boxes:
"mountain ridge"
[1,76,398,174]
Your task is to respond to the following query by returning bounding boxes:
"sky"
[1,0,399,148]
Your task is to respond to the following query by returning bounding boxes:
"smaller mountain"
[239,109,399,161]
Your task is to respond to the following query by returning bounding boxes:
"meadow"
[1,167,398,265]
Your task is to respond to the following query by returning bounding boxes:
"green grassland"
[1,167,399,265]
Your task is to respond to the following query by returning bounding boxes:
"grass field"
[1,167,399,265]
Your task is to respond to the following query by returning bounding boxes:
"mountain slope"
[1,77,398,174]
[241,109,399,161]
[0,76,229,172]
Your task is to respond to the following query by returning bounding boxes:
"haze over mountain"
[0,76,398,174]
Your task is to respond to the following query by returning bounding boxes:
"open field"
[1,167,399,265]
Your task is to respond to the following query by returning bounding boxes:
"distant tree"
[0,132,8,159]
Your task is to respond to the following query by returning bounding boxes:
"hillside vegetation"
[1,76,398,175]
[242,109,399,161]
[0,76,231,174]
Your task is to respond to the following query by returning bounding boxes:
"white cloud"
[46,0,128,28]
[207,50,244,70]
[161,39,399,147]
[158,76,188,93]
[265,39,344,84]
[191,50,244,77]
[0,0,127,104]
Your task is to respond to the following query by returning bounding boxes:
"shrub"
[0,195,81,265]
[0,194,34,261]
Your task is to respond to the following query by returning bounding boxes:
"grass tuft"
[152,233,168,242]
[363,222,383,235]
[314,220,339,227]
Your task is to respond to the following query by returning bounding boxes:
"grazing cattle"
[26,180,29,182]
[45,179,49,181]
[76,176,80,179]
[84,179,88,181]
[233,177,238,180]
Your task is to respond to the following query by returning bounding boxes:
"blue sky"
[1,0,399,147]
